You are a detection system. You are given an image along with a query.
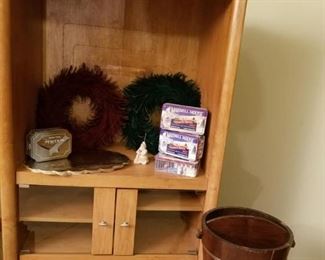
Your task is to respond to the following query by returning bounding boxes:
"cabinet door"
[92,188,116,254]
[114,189,138,255]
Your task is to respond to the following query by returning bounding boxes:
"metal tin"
[155,153,200,178]
[161,103,208,135]
[26,128,72,162]
[159,129,205,161]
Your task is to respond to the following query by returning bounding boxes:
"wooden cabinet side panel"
[198,0,247,211]
[92,188,116,255]
[114,189,138,255]
[0,1,18,259]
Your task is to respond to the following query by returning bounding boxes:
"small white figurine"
[134,141,149,165]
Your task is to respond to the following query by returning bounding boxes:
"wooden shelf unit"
[0,0,247,259]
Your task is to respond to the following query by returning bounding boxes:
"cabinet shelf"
[19,186,93,223]
[138,190,203,212]
[22,223,92,254]
[135,212,199,255]
[17,145,207,191]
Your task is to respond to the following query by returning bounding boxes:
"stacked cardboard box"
[155,103,208,177]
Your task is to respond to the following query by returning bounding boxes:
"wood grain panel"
[197,0,247,210]
[45,0,126,78]
[123,0,201,34]
[45,0,200,85]
[0,0,18,258]
[62,25,198,87]
[92,188,116,255]
[114,189,138,255]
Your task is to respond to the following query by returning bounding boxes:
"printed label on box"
[159,129,204,161]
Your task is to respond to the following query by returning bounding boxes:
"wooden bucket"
[201,207,295,260]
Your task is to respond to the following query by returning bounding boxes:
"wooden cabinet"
[19,187,202,258]
[0,0,247,259]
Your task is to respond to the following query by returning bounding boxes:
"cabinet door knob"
[120,221,129,227]
[98,220,109,227]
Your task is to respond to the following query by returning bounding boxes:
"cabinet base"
[20,254,197,260]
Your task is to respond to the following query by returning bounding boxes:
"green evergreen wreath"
[123,73,201,154]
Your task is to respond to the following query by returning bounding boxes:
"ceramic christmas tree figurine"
[134,141,149,165]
